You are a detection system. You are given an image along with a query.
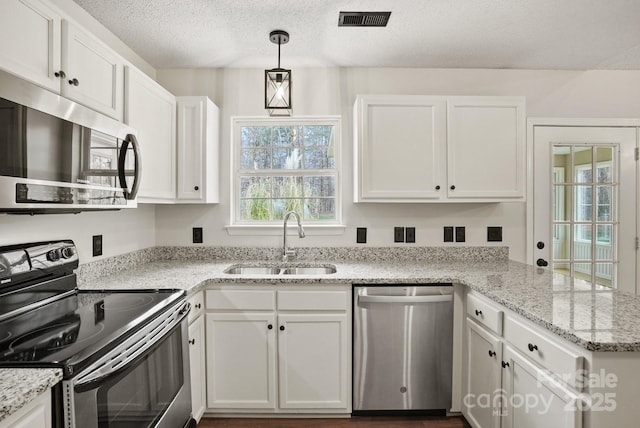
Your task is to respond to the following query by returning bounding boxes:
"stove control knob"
[61,247,75,259]
[47,249,61,262]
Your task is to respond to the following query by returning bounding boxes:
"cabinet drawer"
[206,289,275,310]
[187,291,204,323]
[466,293,503,335]
[504,315,584,388]
[277,290,349,311]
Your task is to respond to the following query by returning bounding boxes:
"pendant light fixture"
[265,30,292,116]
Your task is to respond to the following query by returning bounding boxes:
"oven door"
[63,306,192,428]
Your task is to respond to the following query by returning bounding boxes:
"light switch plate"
[92,235,103,257]
[394,227,405,243]
[356,227,367,244]
[487,226,503,242]
[444,227,454,242]
[455,226,466,242]
[405,227,416,243]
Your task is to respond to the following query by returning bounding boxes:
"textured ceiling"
[72,0,640,70]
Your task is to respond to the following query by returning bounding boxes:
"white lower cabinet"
[464,319,502,428]
[205,285,351,414]
[0,390,51,428]
[188,314,206,421]
[501,345,582,428]
[463,292,584,428]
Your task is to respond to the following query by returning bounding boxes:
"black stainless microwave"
[0,69,140,213]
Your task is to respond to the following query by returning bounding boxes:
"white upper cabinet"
[0,0,61,93]
[176,96,220,203]
[446,96,525,199]
[61,20,123,120]
[354,95,446,202]
[354,94,526,202]
[0,0,125,120]
[124,66,177,202]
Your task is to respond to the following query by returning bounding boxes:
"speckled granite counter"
[0,368,62,421]
[75,246,640,353]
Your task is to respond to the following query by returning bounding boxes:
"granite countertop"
[0,368,62,422]
[77,256,640,353]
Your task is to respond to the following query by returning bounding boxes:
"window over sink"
[228,117,343,235]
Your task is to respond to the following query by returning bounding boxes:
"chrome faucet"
[282,211,305,261]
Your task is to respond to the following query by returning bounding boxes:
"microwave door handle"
[118,134,141,200]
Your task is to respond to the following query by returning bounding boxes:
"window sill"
[225,224,347,236]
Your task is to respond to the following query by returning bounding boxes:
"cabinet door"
[277,313,349,409]
[188,315,206,422]
[501,345,582,428]
[446,97,525,200]
[61,20,123,120]
[206,313,276,409]
[177,96,219,203]
[125,66,177,202]
[0,0,61,92]
[0,390,51,428]
[354,95,447,202]
[464,319,502,428]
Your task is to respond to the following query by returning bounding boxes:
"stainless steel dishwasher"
[353,284,453,414]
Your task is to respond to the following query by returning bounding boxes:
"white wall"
[154,67,640,263]
[0,205,156,264]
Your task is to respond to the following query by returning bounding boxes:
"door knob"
[536,241,545,249]
[536,258,549,267]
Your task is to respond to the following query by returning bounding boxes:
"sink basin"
[224,266,281,275]
[223,264,337,275]
[281,266,337,275]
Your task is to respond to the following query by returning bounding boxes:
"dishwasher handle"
[357,294,453,304]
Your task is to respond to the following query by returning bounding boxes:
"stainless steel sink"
[223,264,337,275]
[281,266,337,275]
[224,266,282,275]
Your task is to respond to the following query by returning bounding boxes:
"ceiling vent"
[338,11,391,27]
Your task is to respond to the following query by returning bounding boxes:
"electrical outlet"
[444,227,454,242]
[455,226,466,242]
[394,227,405,243]
[92,235,103,257]
[405,227,416,243]
[192,227,203,244]
[356,227,367,244]
[487,226,503,242]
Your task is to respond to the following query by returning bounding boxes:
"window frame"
[227,116,344,235]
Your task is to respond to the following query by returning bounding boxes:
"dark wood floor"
[198,416,466,427]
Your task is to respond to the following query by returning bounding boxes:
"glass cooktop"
[0,288,183,375]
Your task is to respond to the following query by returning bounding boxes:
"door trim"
[526,117,640,268]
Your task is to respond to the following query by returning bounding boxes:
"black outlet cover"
[444,227,454,242]
[455,226,466,242]
[356,227,367,244]
[405,227,416,243]
[394,227,405,243]
[92,235,103,257]
[487,226,503,242]
[193,227,203,244]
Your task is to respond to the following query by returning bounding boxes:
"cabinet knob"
[195,303,201,309]
[475,309,482,316]
[267,324,273,330]
[450,185,456,190]
[502,361,510,368]
[68,78,79,86]
[189,339,195,345]
[194,186,199,191]
[528,343,538,352]
[54,70,66,78]
[279,325,285,331]
[488,350,496,357]
[435,185,441,190]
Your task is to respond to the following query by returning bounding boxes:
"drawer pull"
[475,309,482,316]
[488,350,496,357]
[502,361,510,368]
[528,343,539,352]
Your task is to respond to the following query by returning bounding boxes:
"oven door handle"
[74,302,190,392]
